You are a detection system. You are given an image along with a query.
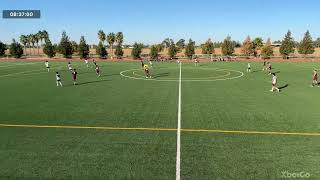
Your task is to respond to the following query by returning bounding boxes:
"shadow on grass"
[153,72,169,78]
[279,84,289,90]
[64,79,110,87]
[101,73,120,77]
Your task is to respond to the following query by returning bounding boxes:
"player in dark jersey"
[95,64,101,77]
[93,59,97,66]
[262,61,266,71]
[141,60,144,69]
[312,70,319,87]
[72,69,78,85]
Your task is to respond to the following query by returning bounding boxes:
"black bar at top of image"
[2,10,41,19]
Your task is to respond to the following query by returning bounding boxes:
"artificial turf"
[0,61,319,179]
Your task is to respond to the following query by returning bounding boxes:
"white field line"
[0,66,65,78]
[0,70,46,78]
[176,62,182,180]
[0,63,37,68]
[120,68,244,82]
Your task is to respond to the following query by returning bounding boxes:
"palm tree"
[19,35,28,55]
[98,30,106,45]
[107,32,115,59]
[35,33,40,55]
[30,34,36,55]
[115,32,123,45]
[26,34,32,55]
[41,30,49,45]
[38,31,43,46]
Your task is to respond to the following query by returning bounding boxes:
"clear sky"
[0,0,319,45]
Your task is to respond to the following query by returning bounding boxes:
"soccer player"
[95,64,101,77]
[141,60,144,69]
[68,62,73,71]
[93,59,97,66]
[194,57,199,66]
[247,62,251,72]
[72,69,78,85]
[149,60,153,68]
[267,62,272,75]
[143,64,151,78]
[45,60,50,72]
[55,72,63,87]
[84,58,89,68]
[262,61,267,71]
[311,70,319,87]
[270,73,280,92]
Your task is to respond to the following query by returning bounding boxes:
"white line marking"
[0,63,37,68]
[0,70,45,78]
[176,62,182,180]
[120,68,244,82]
[0,66,65,78]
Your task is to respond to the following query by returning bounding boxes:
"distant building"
[271,43,281,47]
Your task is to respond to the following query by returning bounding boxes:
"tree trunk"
[111,45,113,59]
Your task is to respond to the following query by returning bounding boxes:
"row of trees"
[19,30,49,55]
[241,30,316,59]
[2,30,320,59]
[97,30,124,59]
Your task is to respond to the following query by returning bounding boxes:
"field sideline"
[0,60,319,179]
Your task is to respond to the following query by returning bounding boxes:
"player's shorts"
[96,70,100,73]
[46,66,50,68]
[57,79,61,82]
[248,67,251,69]
[313,77,318,81]
[145,69,149,74]
[272,83,276,86]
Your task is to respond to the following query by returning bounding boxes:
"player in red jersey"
[311,70,319,87]
[72,69,78,85]
[95,64,101,77]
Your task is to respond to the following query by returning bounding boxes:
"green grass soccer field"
[0,61,319,179]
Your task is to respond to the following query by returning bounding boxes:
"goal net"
[191,54,215,61]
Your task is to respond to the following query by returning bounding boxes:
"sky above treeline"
[0,0,320,45]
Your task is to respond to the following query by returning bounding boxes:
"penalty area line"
[0,124,319,136]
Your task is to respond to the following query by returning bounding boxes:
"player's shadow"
[101,73,119,77]
[252,70,260,73]
[153,72,169,78]
[65,79,110,87]
[78,79,110,85]
[279,84,289,90]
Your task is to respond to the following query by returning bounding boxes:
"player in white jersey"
[84,59,89,68]
[270,73,280,92]
[55,72,63,87]
[247,62,251,72]
[45,61,50,72]
[149,60,153,68]
[194,57,199,66]
[68,62,73,71]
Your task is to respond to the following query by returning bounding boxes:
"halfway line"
[176,61,182,180]
[0,124,319,136]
